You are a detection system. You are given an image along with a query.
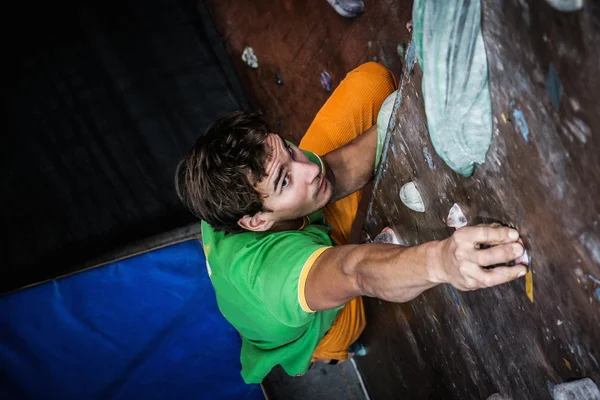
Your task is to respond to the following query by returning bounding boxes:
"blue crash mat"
[0,239,264,400]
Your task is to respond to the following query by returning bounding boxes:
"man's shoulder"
[202,222,332,275]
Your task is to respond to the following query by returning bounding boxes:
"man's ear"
[237,212,274,232]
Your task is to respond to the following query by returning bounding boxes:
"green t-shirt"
[200,150,342,384]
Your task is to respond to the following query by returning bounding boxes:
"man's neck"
[269,217,305,232]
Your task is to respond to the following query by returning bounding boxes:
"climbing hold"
[510,100,530,142]
[423,146,435,169]
[375,90,398,169]
[241,46,258,69]
[274,73,284,86]
[373,227,402,245]
[325,0,365,18]
[320,71,332,92]
[397,42,407,59]
[411,0,493,177]
[546,63,563,110]
[400,182,425,213]
[446,203,467,228]
[552,378,600,400]
[486,394,509,400]
[525,269,534,302]
[515,249,531,266]
[545,0,583,12]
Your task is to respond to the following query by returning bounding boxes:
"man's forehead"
[262,133,285,163]
[253,133,282,191]
[266,133,283,150]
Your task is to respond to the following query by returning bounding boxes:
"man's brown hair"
[175,110,272,233]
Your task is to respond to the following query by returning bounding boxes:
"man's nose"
[300,160,321,184]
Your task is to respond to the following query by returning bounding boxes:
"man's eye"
[282,175,290,188]
[287,144,294,157]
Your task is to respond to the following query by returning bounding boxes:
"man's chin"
[319,183,334,207]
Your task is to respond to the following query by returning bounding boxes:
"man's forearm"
[306,241,444,310]
[348,242,442,303]
[305,225,527,311]
[323,125,377,202]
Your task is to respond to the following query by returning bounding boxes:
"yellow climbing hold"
[526,270,534,303]
[563,358,572,370]
[501,113,507,123]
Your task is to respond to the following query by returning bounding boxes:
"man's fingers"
[473,242,524,266]
[471,265,528,288]
[458,225,520,246]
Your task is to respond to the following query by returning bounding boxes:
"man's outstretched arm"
[322,124,377,203]
[304,225,528,311]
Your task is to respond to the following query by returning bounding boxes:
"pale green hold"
[412,0,493,177]
[400,182,425,212]
[545,0,583,12]
[375,90,398,170]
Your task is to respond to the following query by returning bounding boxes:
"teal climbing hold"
[412,0,493,177]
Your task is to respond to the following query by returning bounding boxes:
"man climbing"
[175,62,528,384]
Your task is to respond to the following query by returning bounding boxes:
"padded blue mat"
[0,239,264,400]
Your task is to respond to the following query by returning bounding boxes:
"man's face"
[254,134,333,224]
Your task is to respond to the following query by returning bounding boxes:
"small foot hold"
[552,378,600,400]
[446,203,467,228]
[349,341,368,357]
[373,227,402,245]
[400,181,425,212]
[320,71,332,92]
[486,394,509,400]
[514,249,531,267]
[326,0,365,18]
[241,46,258,69]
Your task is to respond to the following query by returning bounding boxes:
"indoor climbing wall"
[357,1,599,399]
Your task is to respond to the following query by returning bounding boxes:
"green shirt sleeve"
[246,228,332,327]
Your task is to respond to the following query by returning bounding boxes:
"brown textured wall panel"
[357,1,599,399]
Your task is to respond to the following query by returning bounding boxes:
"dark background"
[2,0,248,292]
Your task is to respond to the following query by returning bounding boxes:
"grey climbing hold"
[326,0,365,18]
[510,100,530,142]
[375,90,398,169]
[446,203,467,228]
[552,378,600,400]
[275,73,284,86]
[373,227,403,245]
[397,42,407,59]
[320,71,332,92]
[545,0,583,12]
[412,0,493,177]
[546,63,563,110]
[400,182,425,213]
[486,394,509,400]
[241,46,258,69]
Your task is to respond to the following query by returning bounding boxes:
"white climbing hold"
[446,203,467,228]
[552,378,600,400]
[373,227,402,245]
[377,91,397,140]
[375,90,398,169]
[241,46,259,69]
[399,182,425,212]
[515,249,531,266]
[545,0,583,12]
